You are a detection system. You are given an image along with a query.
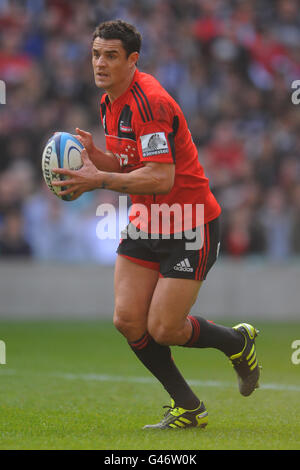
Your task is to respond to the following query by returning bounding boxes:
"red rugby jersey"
[100,69,221,233]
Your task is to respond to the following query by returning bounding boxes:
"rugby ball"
[42,132,84,201]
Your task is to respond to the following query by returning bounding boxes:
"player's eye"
[107,53,117,60]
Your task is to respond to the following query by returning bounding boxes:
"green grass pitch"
[0,319,299,450]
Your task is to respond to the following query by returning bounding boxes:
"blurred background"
[0,0,299,318]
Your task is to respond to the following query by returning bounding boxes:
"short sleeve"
[134,95,177,164]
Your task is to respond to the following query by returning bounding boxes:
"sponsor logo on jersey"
[140,132,169,157]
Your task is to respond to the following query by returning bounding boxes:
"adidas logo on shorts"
[174,258,193,272]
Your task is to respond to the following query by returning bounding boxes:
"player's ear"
[129,51,139,66]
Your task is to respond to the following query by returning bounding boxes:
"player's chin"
[95,75,111,88]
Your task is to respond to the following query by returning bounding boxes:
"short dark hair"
[93,20,142,58]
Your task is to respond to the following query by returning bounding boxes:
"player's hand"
[74,128,96,157]
[51,149,104,200]
[53,129,96,159]
[53,129,95,156]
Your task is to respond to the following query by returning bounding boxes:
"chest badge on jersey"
[120,121,134,133]
[118,105,136,140]
[140,132,169,158]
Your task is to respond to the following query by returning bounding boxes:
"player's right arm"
[75,128,122,173]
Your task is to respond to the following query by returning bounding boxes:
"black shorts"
[117,217,220,280]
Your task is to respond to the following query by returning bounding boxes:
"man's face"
[92,37,138,93]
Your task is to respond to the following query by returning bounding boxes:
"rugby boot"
[143,399,208,429]
[230,323,260,396]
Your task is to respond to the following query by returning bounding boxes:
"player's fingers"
[72,133,83,142]
[75,129,94,153]
[76,128,92,138]
[69,190,83,201]
[51,168,73,176]
[80,148,90,161]
[58,184,80,197]
[51,177,76,187]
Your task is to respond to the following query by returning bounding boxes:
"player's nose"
[95,55,106,67]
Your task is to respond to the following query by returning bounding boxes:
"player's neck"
[106,67,137,104]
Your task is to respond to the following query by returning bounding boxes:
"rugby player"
[52,20,260,429]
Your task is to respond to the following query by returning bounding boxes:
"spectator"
[0,206,32,257]
[290,183,300,254]
[260,187,293,260]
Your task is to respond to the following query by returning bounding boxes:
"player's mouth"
[96,72,109,79]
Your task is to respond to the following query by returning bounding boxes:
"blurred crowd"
[0,0,299,263]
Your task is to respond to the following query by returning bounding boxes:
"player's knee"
[148,321,175,346]
[113,307,145,340]
[113,310,131,335]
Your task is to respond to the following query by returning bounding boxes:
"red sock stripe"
[130,332,150,350]
[187,316,201,346]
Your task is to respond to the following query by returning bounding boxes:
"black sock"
[129,332,200,410]
[183,316,244,357]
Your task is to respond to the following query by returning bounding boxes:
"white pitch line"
[53,372,300,392]
[1,369,300,392]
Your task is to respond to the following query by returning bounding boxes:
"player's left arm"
[51,149,175,199]
[96,160,175,194]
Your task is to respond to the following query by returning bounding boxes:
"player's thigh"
[147,277,202,342]
[114,255,159,339]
